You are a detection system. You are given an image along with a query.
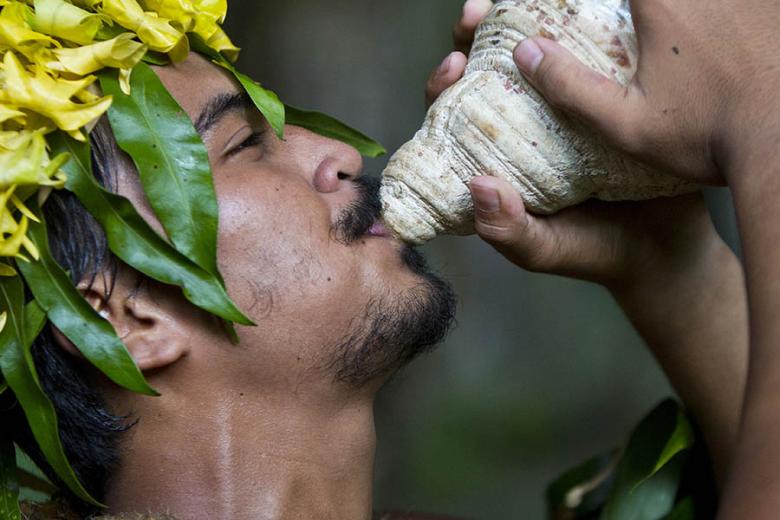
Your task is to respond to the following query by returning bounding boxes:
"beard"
[326,176,457,387]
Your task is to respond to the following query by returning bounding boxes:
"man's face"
[139,54,454,390]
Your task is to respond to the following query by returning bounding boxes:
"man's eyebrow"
[194,91,254,137]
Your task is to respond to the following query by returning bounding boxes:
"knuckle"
[475,220,516,246]
[536,60,581,114]
[611,104,653,157]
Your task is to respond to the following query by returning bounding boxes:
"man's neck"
[105,387,377,520]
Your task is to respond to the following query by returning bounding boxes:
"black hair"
[0,119,130,516]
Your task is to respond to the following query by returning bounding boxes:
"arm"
[608,224,746,482]
[471,178,747,483]
[430,0,751,484]
[502,0,780,515]
[714,117,780,517]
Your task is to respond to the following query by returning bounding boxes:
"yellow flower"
[0,2,57,53]
[0,186,35,260]
[202,24,238,61]
[0,104,26,126]
[0,129,68,189]
[49,33,147,93]
[139,0,238,60]
[141,0,196,31]
[101,0,185,55]
[194,0,227,24]
[0,51,112,140]
[28,0,108,46]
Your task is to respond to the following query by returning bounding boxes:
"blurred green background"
[224,2,740,518]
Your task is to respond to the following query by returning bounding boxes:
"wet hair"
[0,119,129,515]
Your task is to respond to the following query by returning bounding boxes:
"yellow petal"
[0,129,69,188]
[0,2,57,50]
[204,24,239,62]
[1,51,113,133]
[0,213,28,258]
[70,0,103,9]
[29,0,107,46]
[0,264,17,277]
[10,193,39,222]
[20,233,39,261]
[50,33,147,76]
[0,104,26,125]
[141,0,196,31]
[193,0,227,24]
[101,0,185,53]
[0,312,7,334]
[118,66,132,94]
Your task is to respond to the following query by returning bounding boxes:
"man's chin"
[326,247,456,387]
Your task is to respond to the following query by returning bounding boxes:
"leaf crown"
[0,0,386,513]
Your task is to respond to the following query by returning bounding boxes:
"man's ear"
[53,270,190,372]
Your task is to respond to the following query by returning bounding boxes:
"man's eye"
[228,130,266,157]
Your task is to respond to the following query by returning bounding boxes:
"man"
[1,0,767,519]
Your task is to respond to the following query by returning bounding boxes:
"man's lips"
[367,221,389,237]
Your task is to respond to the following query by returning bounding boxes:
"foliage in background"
[547,400,717,520]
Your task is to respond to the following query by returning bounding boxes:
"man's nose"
[311,136,364,193]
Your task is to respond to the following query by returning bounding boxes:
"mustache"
[331,176,382,244]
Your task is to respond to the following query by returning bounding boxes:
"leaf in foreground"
[100,63,220,277]
[599,399,694,520]
[18,208,157,396]
[49,133,253,326]
[0,301,101,506]
[0,431,21,520]
[284,105,386,158]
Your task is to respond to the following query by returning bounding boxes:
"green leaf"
[233,69,286,139]
[648,411,695,483]
[663,497,696,520]
[189,32,386,156]
[15,447,57,499]
[49,133,253,326]
[0,301,102,507]
[547,451,617,518]
[0,271,25,368]
[188,34,285,139]
[0,433,21,520]
[99,63,220,276]
[599,400,695,520]
[18,207,157,396]
[141,51,169,66]
[284,105,386,158]
[0,380,6,395]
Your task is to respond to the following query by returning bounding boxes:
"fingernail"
[515,39,544,74]
[470,182,501,213]
[439,53,454,75]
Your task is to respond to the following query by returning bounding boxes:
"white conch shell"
[380,0,695,245]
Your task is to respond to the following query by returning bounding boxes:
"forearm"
[718,133,780,518]
[609,237,747,484]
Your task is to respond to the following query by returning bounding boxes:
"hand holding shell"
[380,0,695,245]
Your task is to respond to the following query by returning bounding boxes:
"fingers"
[453,0,493,54]
[514,37,651,157]
[425,52,468,108]
[469,175,561,272]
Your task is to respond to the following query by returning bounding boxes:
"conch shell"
[380,0,694,245]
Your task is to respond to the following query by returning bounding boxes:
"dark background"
[224,2,740,518]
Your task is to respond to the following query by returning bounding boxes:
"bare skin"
[471,0,780,515]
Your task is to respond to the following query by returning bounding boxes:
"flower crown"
[0,0,384,512]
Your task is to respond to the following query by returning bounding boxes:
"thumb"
[514,37,648,156]
[469,176,560,272]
